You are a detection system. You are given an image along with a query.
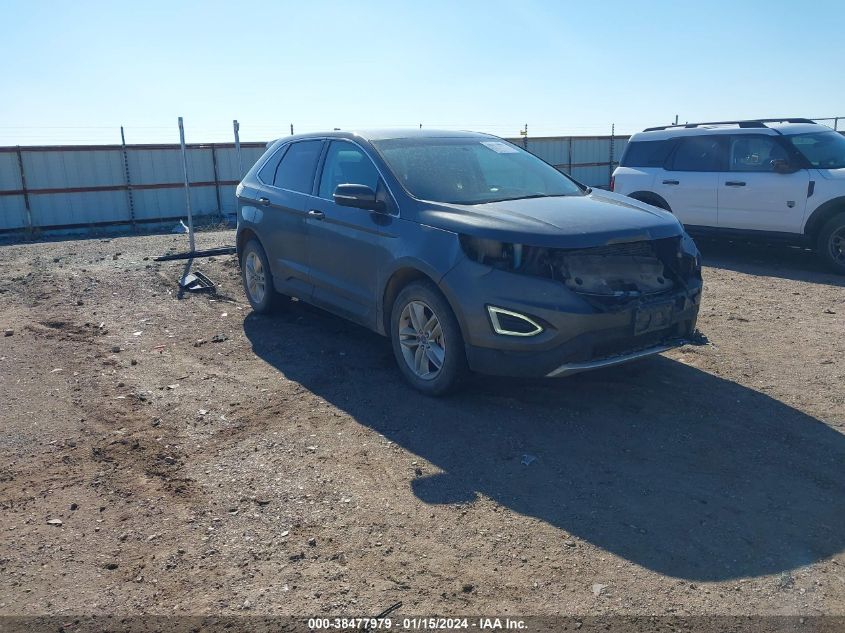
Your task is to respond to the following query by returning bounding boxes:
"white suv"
[612,118,845,273]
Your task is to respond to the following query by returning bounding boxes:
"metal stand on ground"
[152,116,236,294]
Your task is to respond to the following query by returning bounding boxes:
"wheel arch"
[379,260,470,340]
[628,191,672,212]
[236,227,261,262]
[380,266,439,336]
[804,196,845,242]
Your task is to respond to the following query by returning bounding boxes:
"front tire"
[390,281,467,396]
[817,213,845,275]
[240,238,285,313]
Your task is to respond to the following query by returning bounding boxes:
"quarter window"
[258,145,287,184]
[273,140,323,193]
[318,142,381,199]
[669,136,726,172]
[729,136,789,172]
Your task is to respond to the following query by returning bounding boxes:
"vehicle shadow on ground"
[696,237,845,286]
[243,306,845,582]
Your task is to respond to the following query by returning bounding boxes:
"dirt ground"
[0,229,843,620]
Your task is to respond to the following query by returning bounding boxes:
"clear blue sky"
[1,0,843,145]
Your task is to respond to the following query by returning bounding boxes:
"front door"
[717,135,809,233]
[306,140,395,328]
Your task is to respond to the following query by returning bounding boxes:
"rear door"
[717,134,809,233]
[254,139,324,298]
[654,135,725,228]
[306,140,396,328]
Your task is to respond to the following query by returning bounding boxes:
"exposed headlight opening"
[487,305,544,337]
[462,234,700,308]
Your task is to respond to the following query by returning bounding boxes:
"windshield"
[372,137,584,204]
[785,131,845,170]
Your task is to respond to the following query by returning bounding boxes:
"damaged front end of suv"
[459,233,701,303]
[439,216,703,378]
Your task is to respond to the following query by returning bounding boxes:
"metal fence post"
[609,123,615,187]
[567,137,573,175]
[14,146,34,235]
[178,117,196,253]
[233,120,243,179]
[210,144,222,221]
[120,126,136,229]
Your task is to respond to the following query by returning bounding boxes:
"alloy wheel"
[244,252,266,304]
[830,227,845,264]
[398,300,445,380]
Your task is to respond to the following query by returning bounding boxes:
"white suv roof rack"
[643,118,817,133]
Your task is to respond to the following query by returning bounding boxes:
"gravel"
[0,230,843,617]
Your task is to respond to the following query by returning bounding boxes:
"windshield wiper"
[480,193,555,204]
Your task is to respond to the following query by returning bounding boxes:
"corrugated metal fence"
[515,135,629,190]
[0,135,627,234]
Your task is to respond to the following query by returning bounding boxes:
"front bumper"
[439,258,702,378]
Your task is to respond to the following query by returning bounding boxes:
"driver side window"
[318,141,381,200]
[729,136,789,172]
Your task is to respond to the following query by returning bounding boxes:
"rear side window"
[620,140,674,168]
[669,136,726,172]
[273,140,323,193]
[257,145,287,184]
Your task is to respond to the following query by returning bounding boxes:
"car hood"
[417,190,684,248]
[815,167,845,180]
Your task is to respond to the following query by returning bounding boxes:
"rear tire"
[816,213,845,275]
[390,281,467,396]
[240,238,285,313]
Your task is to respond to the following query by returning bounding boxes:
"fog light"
[487,306,544,337]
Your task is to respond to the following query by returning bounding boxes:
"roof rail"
[643,118,817,132]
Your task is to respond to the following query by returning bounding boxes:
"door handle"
[725,181,746,187]
[307,209,325,220]
[258,197,271,206]
[662,179,679,185]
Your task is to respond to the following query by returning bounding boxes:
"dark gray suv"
[236,130,703,395]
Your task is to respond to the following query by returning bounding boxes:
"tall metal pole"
[120,126,136,229]
[609,123,615,187]
[233,119,243,179]
[290,123,294,136]
[15,146,33,235]
[210,144,222,220]
[178,116,195,253]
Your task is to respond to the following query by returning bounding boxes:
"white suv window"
[668,136,725,172]
[729,136,789,172]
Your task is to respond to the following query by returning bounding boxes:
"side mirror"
[772,159,797,174]
[333,184,386,212]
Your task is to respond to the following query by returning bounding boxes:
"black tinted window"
[670,136,725,171]
[318,142,380,199]
[620,140,674,167]
[274,140,323,193]
[258,145,287,184]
